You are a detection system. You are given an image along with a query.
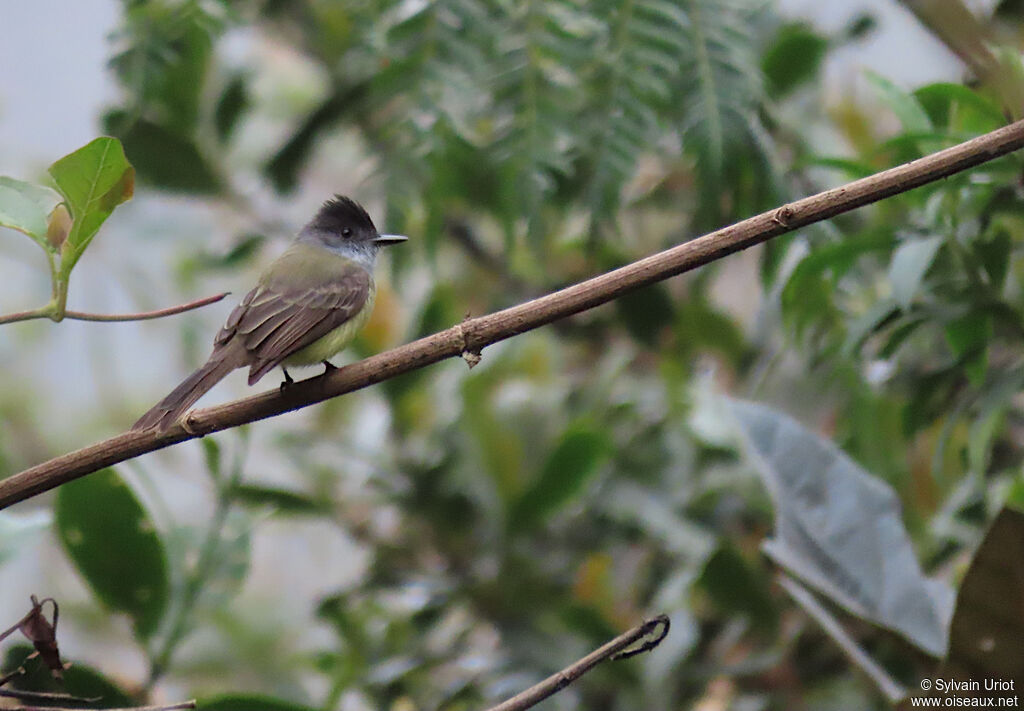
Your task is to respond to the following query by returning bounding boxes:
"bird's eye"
[342,228,352,238]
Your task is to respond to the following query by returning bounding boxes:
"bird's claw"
[280,368,295,393]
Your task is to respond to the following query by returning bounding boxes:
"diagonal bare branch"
[2,119,1024,509]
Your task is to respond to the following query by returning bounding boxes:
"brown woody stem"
[0,292,229,325]
[2,120,1024,508]
[484,616,670,711]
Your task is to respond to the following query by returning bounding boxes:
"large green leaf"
[729,399,953,657]
[55,468,169,639]
[47,137,134,277]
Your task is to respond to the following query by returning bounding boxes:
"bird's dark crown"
[308,195,377,237]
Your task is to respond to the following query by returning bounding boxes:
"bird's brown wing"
[215,264,371,385]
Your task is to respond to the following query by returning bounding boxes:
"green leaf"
[1006,472,1024,511]
[463,372,525,503]
[944,312,992,386]
[997,0,1024,20]
[968,408,1004,476]
[0,177,61,248]
[729,398,953,656]
[842,12,876,40]
[48,137,134,278]
[842,297,900,356]
[879,314,926,358]
[151,21,215,134]
[215,73,251,143]
[202,695,319,711]
[976,224,1012,290]
[697,545,777,635]
[889,235,943,310]
[509,422,610,529]
[782,231,894,312]
[864,71,932,134]
[415,282,461,339]
[914,82,1005,133]
[762,23,828,97]
[201,437,222,482]
[55,469,169,639]
[2,644,134,706]
[675,295,747,365]
[231,483,326,515]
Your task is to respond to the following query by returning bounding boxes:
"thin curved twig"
[5,702,196,711]
[1,119,1024,508]
[484,616,670,711]
[0,292,230,326]
[777,576,906,704]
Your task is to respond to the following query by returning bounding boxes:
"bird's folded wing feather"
[214,265,371,384]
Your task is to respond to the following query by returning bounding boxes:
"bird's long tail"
[132,353,241,432]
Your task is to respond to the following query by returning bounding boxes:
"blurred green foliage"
[4,0,1024,709]
[56,468,170,639]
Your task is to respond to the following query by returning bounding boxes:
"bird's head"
[300,195,407,260]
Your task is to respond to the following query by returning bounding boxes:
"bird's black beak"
[374,234,408,246]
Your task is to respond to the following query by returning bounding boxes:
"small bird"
[133,195,407,431]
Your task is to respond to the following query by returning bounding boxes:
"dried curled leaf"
[18,596,65,680]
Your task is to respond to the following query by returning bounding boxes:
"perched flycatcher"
[133,195,407,431]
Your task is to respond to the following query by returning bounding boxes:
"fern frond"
[586,0,689,226]
[489,0,599,249]
[379,0,497,143]
[675,0,772,223]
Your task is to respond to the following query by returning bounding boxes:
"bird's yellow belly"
[283,287,375,366]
